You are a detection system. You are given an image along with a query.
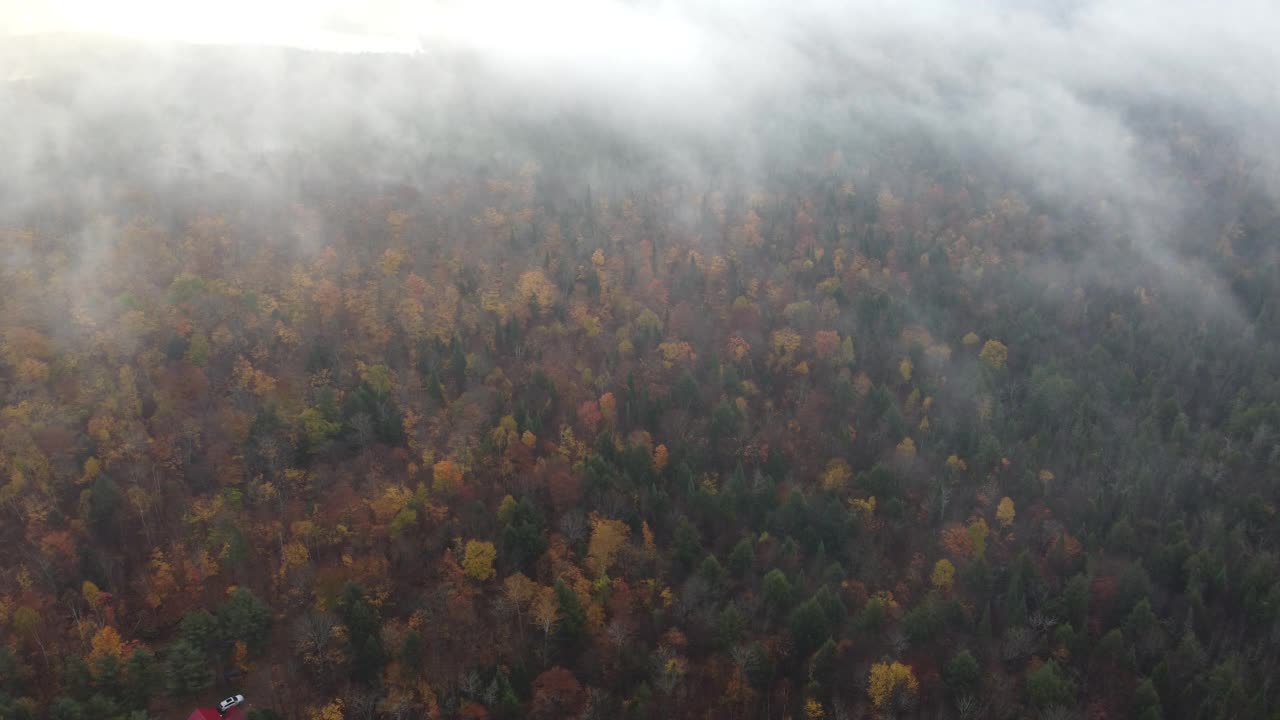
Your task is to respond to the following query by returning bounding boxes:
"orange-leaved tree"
[587,515,630,577]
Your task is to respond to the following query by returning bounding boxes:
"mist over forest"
[2,2,1279,719]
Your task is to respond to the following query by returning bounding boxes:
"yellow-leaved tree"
[587,516,631,577]
[282,541,310,572]
[503,572,538,632]
[516,270,558,309]
[497,495,518,524]
[997,496,1016,528]
[462,540,497,581]
[81,580,103,610]
[968,518,990,559]
[868,661,919,710]
[979,339,1008,369]
[931,559,955,592]
[310,699,343,720]
[821,459,852,493]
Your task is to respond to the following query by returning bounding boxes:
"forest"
[3,7,1280,720]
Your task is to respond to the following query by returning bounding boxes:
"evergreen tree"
[165,641,213,697]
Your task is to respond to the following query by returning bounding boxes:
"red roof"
[188,708,245,720]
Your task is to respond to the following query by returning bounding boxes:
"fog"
[3,0,1278,323]
[7,1,1278,187]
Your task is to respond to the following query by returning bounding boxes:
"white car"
[218,695,245,714]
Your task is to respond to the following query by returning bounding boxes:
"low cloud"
[3,0,1277,324]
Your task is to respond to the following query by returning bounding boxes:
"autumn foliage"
[0,52,1274,720]
[868,661,920,710]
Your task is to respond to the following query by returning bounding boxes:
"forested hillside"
[2,27,1280,720]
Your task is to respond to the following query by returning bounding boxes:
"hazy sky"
[2,0,1276,329]
[1,0,416,51]
[5,0,1278,220]
[9,1,1276,131]
[3,0,681,54]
